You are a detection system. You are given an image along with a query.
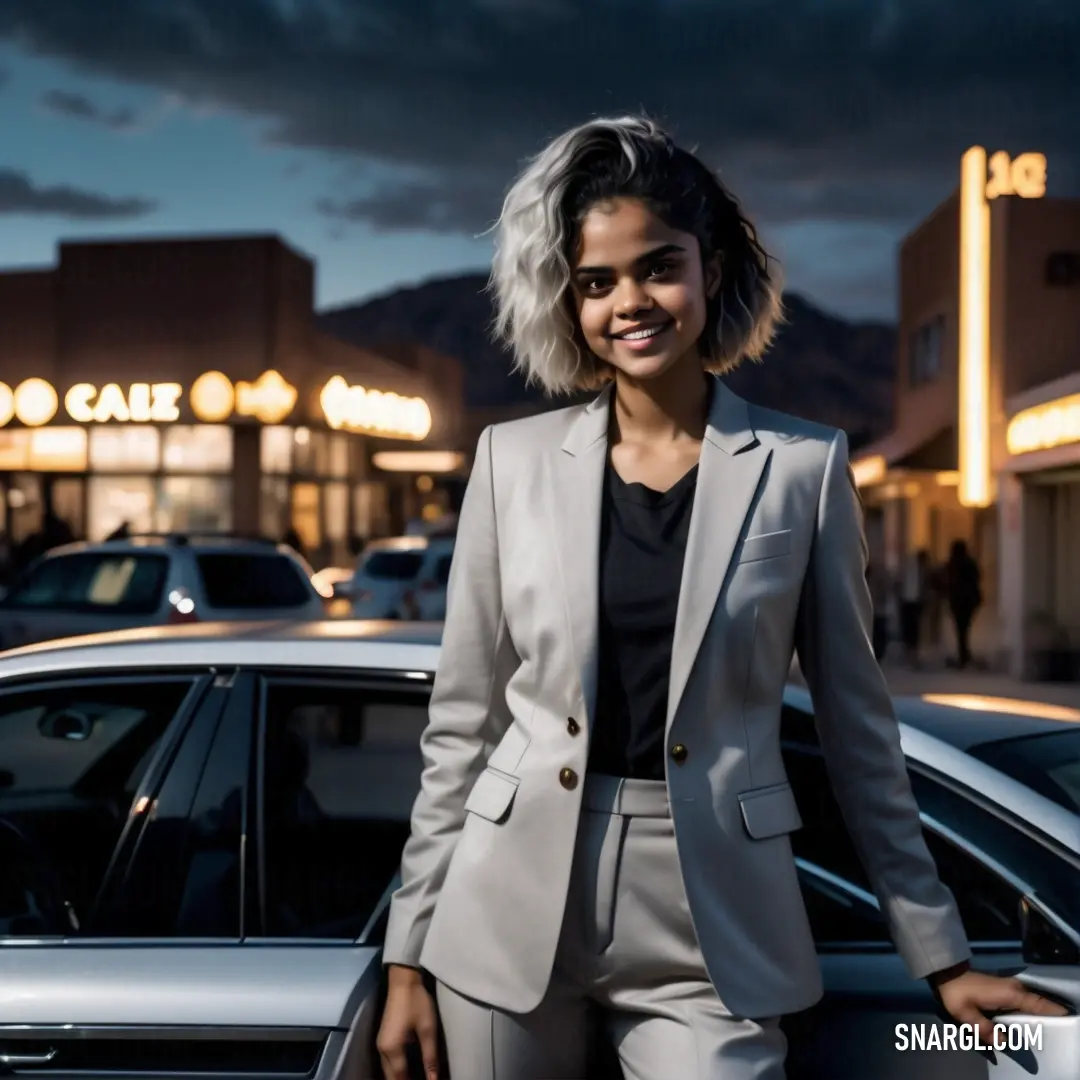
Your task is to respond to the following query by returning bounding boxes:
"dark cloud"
[0,168,157,218]
[39,88,140,130]
[0,0,1076,238]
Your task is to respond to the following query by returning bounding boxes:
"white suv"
[0,533,327,650]
[350,534,455,621]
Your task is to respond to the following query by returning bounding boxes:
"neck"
[610,360,711,444]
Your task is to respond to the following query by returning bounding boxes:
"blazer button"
[670,743,688,765]
[566,717,580,736]
[559,767,579,790]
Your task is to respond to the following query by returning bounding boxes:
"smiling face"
[570,197,720,384]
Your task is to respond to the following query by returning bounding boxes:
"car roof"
[40,537,304,557]
[360,535,454,554]
[0,620,443,680]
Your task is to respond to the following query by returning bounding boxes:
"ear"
[704,253,723,298]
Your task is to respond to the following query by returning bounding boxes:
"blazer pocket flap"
[738,782,803,839]
[464,767,519,824]
[738,529,792,563]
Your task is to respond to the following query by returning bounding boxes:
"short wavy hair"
[487,115,785,396]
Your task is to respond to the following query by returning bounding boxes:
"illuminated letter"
[128,383,152,422]
[985,150,1013,200]
[0,383,13,427]
[13,379,59,427]
[92,383,131,423]
[150,383,182,422]
[1011,152,1047,199]
[65,383,96,423]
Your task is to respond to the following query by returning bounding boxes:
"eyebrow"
[573,243,686,277]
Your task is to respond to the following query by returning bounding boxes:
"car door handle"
[0,1047,58,1065]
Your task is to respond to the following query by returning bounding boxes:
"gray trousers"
[436,773,788,1079]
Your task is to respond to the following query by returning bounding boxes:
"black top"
[588,461,698,780]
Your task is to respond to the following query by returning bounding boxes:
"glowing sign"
[190,371,236,423]
[320,376,432,440]
[985,151,1047,201]
[0,379,59,427]
[65,382,182,423]
[1006,393,1080,456]
[235,370,296,424]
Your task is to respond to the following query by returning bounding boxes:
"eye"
[646,259,675,279]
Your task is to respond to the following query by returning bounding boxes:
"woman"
[376,116,1063,1080]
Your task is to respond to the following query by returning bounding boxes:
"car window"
[195,552,312,609]
[360,551,424,580]
[2,553,169,615]
[783,733,1048,948]
[968,729,1080,816]
[256,678,428,938]
[0,677,200,938]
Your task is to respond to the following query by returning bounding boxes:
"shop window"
[292,430,329,476]
[329,435,350,479]
[290,483,321,552]
[88,477,155,541]
[260,477,290,540]
[162,426,232,473]
[324,482,349,543]
[157,477,232,534]
[353,483,388,541]
[0,431,29,470]
[89,426,160,472]
[261,427,293,474]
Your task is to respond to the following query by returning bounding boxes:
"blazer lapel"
[550,385,611,727]
[667,379,771,730]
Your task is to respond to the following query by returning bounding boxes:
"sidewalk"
[790,654,1080,710]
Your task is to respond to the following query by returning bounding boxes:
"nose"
[613,276,653,318]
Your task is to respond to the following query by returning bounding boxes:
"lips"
[612,319,674,341]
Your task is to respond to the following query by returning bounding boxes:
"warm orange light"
[13,378,59,427]
[64,381,181,423]
[321,376,432,440]
[0,383,14,427]
[935,470,960,487]
[190,371,236,422]
[985,151,1047,200]
[958,147,992,508]
[922,693,1080,722]
[1006,393,1080,456]
[850,455,887,488]
[235,370,297,424]
[372,450,464,473]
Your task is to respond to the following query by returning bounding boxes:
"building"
[0,235,467,568]
[852,148,1080,678]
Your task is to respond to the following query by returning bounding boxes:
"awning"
[851,424,956,487]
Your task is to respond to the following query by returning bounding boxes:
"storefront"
[998,374,1080,680]
[0,235,468,571]
[0,366,460,569]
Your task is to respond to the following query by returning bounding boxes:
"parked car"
[0,533,327,650]
[0,623,1076,1079]
[350,534,454,620]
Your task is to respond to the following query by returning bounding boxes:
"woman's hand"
[376,965,440,1080]
[931,962,1068,1043]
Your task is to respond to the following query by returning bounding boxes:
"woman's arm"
[792,428,972,979]
[382,424,518,968]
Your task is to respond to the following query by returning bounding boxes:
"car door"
[779,707,1080,1080]
[0,665,394,1080]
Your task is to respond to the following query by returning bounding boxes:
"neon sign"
[320,376,432,440]
[957,147,1047,509]
[1006,393,1080,456]
[65,382,182,424]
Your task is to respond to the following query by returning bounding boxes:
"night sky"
[1,0,1077,321]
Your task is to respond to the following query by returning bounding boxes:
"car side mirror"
[1019,895,1080,965]
[38,709,95,742]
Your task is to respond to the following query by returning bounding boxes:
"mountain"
[318,273,896,449]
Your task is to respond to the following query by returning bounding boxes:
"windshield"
[968,729,1080,816]
[360,551,425,581]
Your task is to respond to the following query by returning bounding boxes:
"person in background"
[945,540,982,669]
[866,559,889,660]
[896,548,931,668]
[281,527,306,560]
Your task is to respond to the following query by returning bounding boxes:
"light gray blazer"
[383,376,971,1018]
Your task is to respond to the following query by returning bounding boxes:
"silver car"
[0,623,1076,1079]
[350,536,454,621]
[0,534,327,650]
